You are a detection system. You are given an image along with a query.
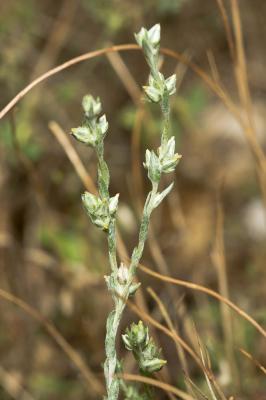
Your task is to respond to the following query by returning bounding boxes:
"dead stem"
[211,188,239,387]
[118,373,195,400]
[0,288,104,396]
[139,263,266,338]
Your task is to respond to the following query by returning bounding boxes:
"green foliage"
[30,373,82,398]
[156,0,188,15]
[184,84,208,118]
[82,0,128,34]
[39,226,86,263]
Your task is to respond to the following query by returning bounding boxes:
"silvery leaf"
[143,85,161,103]
[98,114,109,136]
[148,24,161,46]
[153,182,174,209]
[165,74,176,95]
[71,126,95,146]
[109,193,119,215]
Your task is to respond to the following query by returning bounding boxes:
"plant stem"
[161,91,170,147]
[107,218,118,273]
[130,182,159,275]
[104,299,125,400]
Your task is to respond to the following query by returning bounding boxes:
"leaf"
[152,182,174,209]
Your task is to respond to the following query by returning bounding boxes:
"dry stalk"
[0,288,104,396]
[139,263,266,338]
[118,372,195,400]
[211,190,239,387]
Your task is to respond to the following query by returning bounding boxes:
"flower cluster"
[115,263,141,297]
[144,136,182,183]
[144,72,176,103]
[71,95,108,147]
[135,24,177,103]
[122,321,166,374]
[82,192,119,231]
[135,24,161,65]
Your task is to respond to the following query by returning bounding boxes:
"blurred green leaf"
[157,0,188,15]
[30,373,81,398]
[186,84,207,117]
[82,0,127,34]
[39,227,87,263]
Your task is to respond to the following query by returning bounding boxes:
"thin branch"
[0,288,104,396]
[230,0,266,205]
[0,44,234,121]
[215,0,236,61]
[106,48,142,106]
[126,297,203,369]
[139,264,266,339]
[211,188,239,387]
[119,373,195,400]
[49,121,97,193]
[238,348,266,375]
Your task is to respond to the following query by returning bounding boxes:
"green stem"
[96,142,110,199]
[104,179,159,400]
[161,92,170,145]
[102,30,174,400]
[104,299,125,400]
[107,218,118,273]
[129,182,158,275]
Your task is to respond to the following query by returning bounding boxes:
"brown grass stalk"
[119,373,195,400]
[106,49,142,106]
[139,264,266,338]
[215,0,236,61]
[126,297,202,368]
[0,45,238,121]
[238,348,266,375]
[211,192,239,386]
[147,287,190,376]
[0,365,35,400]
[230,0,266,204]
[3,39,264,204]
[0,288,104,396]
[147,287,195,398]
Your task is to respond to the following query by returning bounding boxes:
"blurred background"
[0,0,266,398]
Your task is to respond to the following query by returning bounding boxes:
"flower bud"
[82,192,119,231]
[82,95,102,119]
[140,357,167,373]
[122,321,149,352]
[165,74,176,96]
[128,282,141,296]
[143,85,161,103]
[117,263,129,285]
[144,150,161,183]
[71,126,97,147]
[143,73,164,103]
[135,24,160,49]
[98,114,108,137]
[109,193,119,215]
[158,137,182,174]
[122,334,133,351]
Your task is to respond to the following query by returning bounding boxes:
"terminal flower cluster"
[122,321,167,374]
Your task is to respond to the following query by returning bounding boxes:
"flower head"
[122,321,149,351]
[82,95,102,119]
[143,149,161,183]
[135,24,160,50]
[158,136,182,173]
[122,321,167,374]
[82,192,119,230]
[135,24,161,67]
